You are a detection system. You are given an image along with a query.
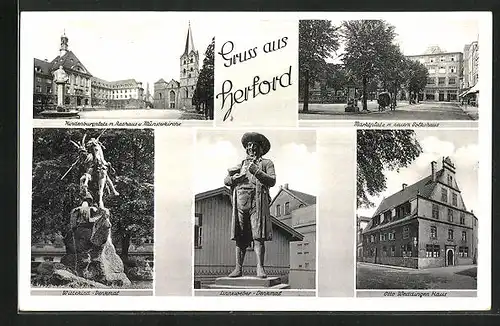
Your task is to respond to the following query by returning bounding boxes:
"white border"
[19,11,492,311]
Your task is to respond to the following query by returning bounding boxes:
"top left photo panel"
[22,12,216,121]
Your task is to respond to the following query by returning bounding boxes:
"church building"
[153,23,199,110]
[360,157,478,269]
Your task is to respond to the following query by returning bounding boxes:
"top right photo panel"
[298,15,480,122]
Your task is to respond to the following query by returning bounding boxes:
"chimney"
[431,161,437,181]
[283,183,289,190]
[402,183,407,190]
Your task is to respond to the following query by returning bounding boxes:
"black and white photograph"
[28,12,214,120]
[299,16,480,121]
[31,128,154,291]
[194,129,317,291]
[356,129,478,290]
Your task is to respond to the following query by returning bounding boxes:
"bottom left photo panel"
[30,128,155,295]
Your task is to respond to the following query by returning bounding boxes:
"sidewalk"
[298,101,418,116]
[460,104,479,120]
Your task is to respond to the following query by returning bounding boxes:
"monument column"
[53,65,69,110]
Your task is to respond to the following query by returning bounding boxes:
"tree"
[193,37,215,120]
[357,130,422,208]
[406,60,428,103]
[32,128,154,260]
[342,20,396,111]
[379,44,407,108]
[299,20,340,112]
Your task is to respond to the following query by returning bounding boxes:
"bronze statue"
[64,132,119,209]
[224,132,276,278]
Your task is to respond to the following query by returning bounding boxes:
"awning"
[460,85,479,97]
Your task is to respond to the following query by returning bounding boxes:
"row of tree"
[299,20,429,112]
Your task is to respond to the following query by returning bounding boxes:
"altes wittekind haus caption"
[153,23,199,110]
[33,32,145,113]
[359,157,478,269]
[194,184,316,289]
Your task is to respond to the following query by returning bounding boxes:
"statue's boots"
[228,246,245,278]
[255,241,267,278]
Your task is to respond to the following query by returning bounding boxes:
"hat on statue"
[241,132,271,156]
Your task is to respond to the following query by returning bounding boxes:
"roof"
[34,58,53,76]
[155,78,167,84]
[372,169,444,217]
[195,187,304,241]
[50,50,92,76]
[357,215,371,223]
[270,186,317,207]
[182,23,196,56]
[362,214,417,235]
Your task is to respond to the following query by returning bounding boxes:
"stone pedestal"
[209,276,290,289]
[57,82,65,107]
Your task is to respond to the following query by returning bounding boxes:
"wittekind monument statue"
[210,132,289,289]
[59,132,130,286]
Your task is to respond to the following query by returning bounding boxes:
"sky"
[327,16,479,63]
[194,130,318,199]
[23,12,216,92]
[357,130,479,219]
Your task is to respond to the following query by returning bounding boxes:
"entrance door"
[446,249,454,266]
[447,94,451,101]
[77,96,82,106]
[439,93,445,101]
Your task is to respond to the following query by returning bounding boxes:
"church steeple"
[60,30,69,57]
[182,22,196,56]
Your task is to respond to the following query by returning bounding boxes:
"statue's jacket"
[224,158,276,242]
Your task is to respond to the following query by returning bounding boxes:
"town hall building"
[153,23,199,110]
[359,157,478,269]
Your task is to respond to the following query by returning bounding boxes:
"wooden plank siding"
[194,193,292,288]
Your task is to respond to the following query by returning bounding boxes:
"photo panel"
[30,128,155,296]
[193,129,317,296]
[355,129,479,297]
[298,12,485,128]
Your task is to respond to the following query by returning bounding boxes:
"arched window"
[159,93,162,99]
[190,67,193,71]
[169,90,175,101]
[185,89,189,98]
[190,58,193,63]
[183,69,186,74]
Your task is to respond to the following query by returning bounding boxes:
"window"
[448,208,454,222]
[276,204,281,217]
[448,175,453,186]
[440,56,445,62]
[426,244,440,257]
[396,202,411,219]
[390,245,395,257]
[188,74,191,78]
[430,58,435,63]
[461,231,467,241]
[373,215,380,226]
[474,219,477,226]
[448,77,456,85]
[44,257,54,262]
[190,58,193,63]
[459,246,469,257]
[448,229,454,240]
[36,77,41,82]
[403,226,409,239]
[384,211,392,222]
[194,213,202,248]
[47,86,52,93]
[402,244,412,257]
[190,67,193,71]
[388,231,395,241]
[441,188,448,202]
[449,66,457,73]
[284,202,290,215]
[429,67,436,74]
[183,69,186,74]
[35,85,41,93]
[431,226,437,239]
[370,235,375,243]
[304,262,309,268]
[451,56,455,62]
[427,77,435,85]
[46,78,51,84]
[452,193,458,206]
[382,246,387,256]
[432,204,439,219]
[438,77,446,85]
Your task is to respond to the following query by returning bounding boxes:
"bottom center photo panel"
[193,129,317,296]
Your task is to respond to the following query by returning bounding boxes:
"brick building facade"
[360,157,478,269]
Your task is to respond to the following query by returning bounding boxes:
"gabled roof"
[195,187,304,241]
[155,78,167,84]
[50,50,92,76]
[167,79,180,87]
[270,186,317,207]
[34,58,53,76]
[372,169,443,217]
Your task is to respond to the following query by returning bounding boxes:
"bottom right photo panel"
[356,129,478,296]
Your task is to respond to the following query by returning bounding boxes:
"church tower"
[179,22,199,109]
[60,30,69,57]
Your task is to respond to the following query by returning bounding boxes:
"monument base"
[39,110,80,119]
[209,276,290,289]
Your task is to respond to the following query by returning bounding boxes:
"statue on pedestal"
[53,66,69,110]
[59,131,129,287]
[224,132,276,278]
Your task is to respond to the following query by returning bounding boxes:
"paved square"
[356,262,477,290]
